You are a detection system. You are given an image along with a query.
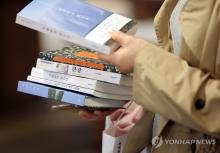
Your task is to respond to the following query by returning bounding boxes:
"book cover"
[39,44,121,73]
[17,81,125,109]
[16,0,137,54]
[36,58,132,86]
[27,75,131,100]
[30,67,132,96]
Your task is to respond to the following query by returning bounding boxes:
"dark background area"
[0,1,103,153]
[0,0,40,114]
[0,0,162,153]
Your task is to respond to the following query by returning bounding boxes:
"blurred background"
[0,0,162,153]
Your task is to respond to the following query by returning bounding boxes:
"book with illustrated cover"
[36,58,132,86]
[30,67,132,96]
[39,45,121,73]
[17,81,125,109]
[16,0,137,54]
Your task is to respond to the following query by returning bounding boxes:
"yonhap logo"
[152,136,163,148]
[151,136,216,149]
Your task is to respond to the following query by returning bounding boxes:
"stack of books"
[16,0,137,110]
[18,45,132,110]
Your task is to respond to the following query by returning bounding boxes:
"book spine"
[17,81,87,106]
[27,75,94,95]
[36,59,124,84]
[31,67,97,90]
[16,15,111,55]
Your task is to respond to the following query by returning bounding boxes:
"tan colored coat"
[123,0,220,152]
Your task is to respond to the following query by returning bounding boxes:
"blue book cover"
[17,81,88,106]
[17,81,125,108]
[16,0,136,54]
[17,0,112,37]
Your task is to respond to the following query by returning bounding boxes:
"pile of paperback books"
[17,44,132,110]
[16,0,136,110]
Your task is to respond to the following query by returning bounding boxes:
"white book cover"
[27,75,131,100]
[36,58,132,86]
[31,67,131,96]
[16,0,137,54]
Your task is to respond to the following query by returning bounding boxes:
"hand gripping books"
[16,0,137,54]
[16,0,134,110]
[37,45,132,86]
[39,45,120,73]
[17,45,132,109]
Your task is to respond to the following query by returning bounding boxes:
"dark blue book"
[17,81,125,109]
[16,0,137,54]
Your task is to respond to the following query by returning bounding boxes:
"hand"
[110,102,144,136]
[78,110,114,121]
[51,104,114,121]
[98,31,147,73]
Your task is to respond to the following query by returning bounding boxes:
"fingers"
[78,111,98,121]
[132,106,144,123]
[79,110,114,121]
[117,122,134,130]
[78,111,102,121]
[110,109,124,121]
[94,110,114,117]
[97,53,116,65]
[115,113,133,126]
[112,104,144,127]
[114,122,135,137]
[110,31,131,46]
[97,32,133,72]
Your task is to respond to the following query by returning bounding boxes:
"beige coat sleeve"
[133,42,220,139]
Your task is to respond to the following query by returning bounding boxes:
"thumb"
[110,109,124,121]
[110,31,131,46]
[132,106,144,123]
[97,53,116,65]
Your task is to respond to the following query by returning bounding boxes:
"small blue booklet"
[17,81,124,109]
[16,0,137,54]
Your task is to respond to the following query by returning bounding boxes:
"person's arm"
[133,43,220,138]
[99,31,220,139]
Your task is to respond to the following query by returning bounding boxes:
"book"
[30,67,132,96]
[39,45,121,73]
[16,0,137,55]
[36,58,132,86]
[17,81,125,109]
[27,75,131,100]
